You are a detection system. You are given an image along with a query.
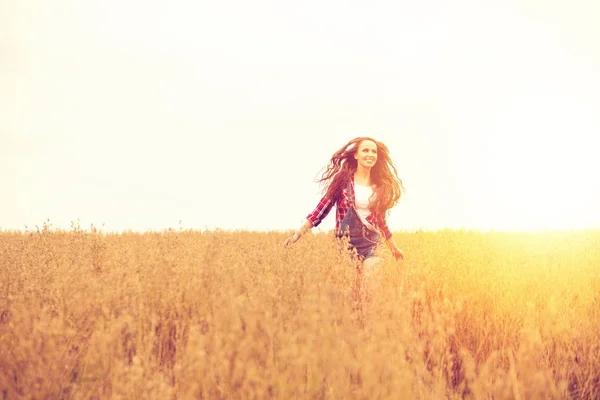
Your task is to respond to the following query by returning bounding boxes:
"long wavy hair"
[317,137,405,216]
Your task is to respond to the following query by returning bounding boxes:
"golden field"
[1,224,599,399]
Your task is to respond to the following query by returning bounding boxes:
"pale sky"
[2,0,600,232]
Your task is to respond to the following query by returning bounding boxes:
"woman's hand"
[391,247,404,260]
[284,220,313,248]
[385,237,404,260]
[283,232,300,248]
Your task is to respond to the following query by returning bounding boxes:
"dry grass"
[1,222,599,399]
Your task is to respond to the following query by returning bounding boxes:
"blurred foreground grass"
[1,225,599,399]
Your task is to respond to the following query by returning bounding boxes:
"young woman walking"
[283,137,405,271]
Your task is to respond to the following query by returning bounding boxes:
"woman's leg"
[358,256,383,318]
[362,256,383,286]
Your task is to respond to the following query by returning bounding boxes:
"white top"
[353,183,377,230]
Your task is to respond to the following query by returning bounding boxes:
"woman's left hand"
[391,247,404,260]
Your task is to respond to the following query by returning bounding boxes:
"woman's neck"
[354,167,372,186]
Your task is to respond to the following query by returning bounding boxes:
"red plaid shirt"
[306,177,393,240]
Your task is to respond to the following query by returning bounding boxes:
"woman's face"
[354,140,378,169]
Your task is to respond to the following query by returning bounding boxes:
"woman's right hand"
[284,220,313,248]
[283,233,300,248]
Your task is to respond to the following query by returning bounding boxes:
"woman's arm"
[378,214,404,260]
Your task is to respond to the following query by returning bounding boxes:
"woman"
[283,137,405,267]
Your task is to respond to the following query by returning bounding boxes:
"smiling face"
[354,139,378,169]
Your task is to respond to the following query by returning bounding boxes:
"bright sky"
[2,0,600,232]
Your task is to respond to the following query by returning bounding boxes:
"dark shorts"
[337,211,382,261]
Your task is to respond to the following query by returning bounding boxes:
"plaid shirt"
[306,177,393,240]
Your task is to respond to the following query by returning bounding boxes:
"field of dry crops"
[1,224,599,399]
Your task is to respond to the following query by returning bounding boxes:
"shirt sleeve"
[377,214,393,240]
[306,196,334,227]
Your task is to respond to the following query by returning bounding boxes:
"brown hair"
[317,137,405,216]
